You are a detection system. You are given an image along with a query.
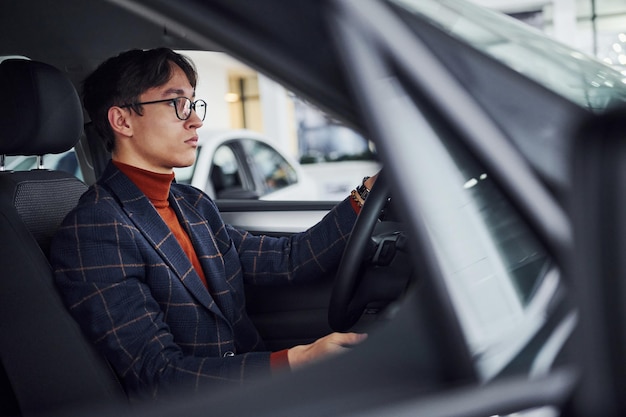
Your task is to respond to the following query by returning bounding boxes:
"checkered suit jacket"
[50,161,356,399]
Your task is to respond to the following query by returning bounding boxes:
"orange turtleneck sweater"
[114,161,209,289]
[113,160,290,371]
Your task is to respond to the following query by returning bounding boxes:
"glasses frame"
[120,97,207,121]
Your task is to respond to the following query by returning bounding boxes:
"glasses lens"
[175,97,192,120]
[174,98,206,121]
[194,100,207,121]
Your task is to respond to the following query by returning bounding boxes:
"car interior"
[0,53,566,416]
[0,53,464,416]
[0,23,405,417]
[5,0,626,416]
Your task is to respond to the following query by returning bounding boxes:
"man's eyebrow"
[162,88,194,97]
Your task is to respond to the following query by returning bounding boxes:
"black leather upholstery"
[0,59,126,416]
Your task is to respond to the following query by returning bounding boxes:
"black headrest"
[0,59,83,156]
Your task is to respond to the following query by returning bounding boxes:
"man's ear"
[108,106,133,138]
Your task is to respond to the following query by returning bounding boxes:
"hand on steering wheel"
[329,171,389,331]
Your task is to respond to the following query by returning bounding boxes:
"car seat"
[0,59,126,416]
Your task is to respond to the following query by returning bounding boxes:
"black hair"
[82,48,197,152]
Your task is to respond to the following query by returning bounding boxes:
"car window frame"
[208,141,249,196]
[220,139,261,194]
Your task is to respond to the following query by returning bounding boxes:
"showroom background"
[475,0,626,70]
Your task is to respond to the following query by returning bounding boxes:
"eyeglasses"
[120,97,207,121]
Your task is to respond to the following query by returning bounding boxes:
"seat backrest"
[0,59,126,416]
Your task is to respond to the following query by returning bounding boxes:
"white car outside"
[300,160,382,201]
[174,129,319,201]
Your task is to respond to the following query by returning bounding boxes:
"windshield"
[393,0,626,111]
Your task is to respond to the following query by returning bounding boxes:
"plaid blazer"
[50,161,356,399]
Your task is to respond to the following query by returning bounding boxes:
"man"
[50,48,376,400]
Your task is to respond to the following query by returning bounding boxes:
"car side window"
[5,155,37,171]
[210,144,244,196]
[4,150,82,181]
[243,139,297,193]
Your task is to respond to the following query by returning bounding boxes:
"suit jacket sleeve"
[226,197,358,286]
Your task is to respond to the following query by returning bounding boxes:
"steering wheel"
[328,171,389,331]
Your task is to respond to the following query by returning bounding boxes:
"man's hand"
[287,332,367,370]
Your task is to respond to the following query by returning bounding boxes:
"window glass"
[5,155,37,171]
[594,0,626,15]
[293,96,375,163]
[227,72,262,131]
[242,139,297,192]
[174,162,194,184]
[394,0,626,111]
[49,152,80,176]
[181,50,380,202]
[211,145,245,196]
[4,150,82,180]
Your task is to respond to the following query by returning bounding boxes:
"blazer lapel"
[100,163,226,320]
[169,193,237,322]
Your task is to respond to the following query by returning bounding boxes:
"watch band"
[356,176,370,201]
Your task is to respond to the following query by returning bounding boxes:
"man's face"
[115,64,203,173]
